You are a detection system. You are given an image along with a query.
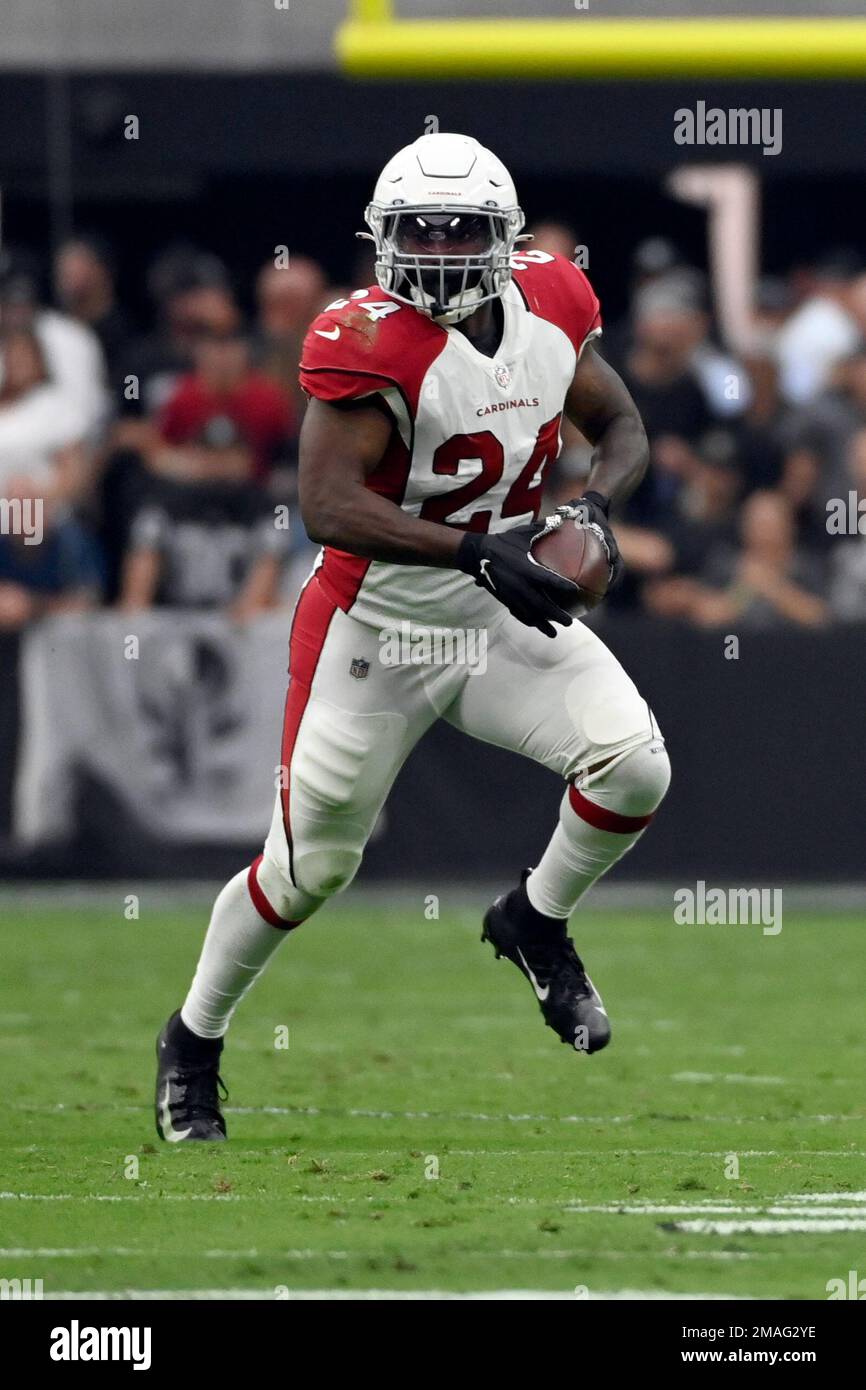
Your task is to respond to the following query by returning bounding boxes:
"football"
[532,515,611,610]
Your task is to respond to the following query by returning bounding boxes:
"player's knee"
[292,845,362,900]
[256,847,323,922]
[601,738,671,817]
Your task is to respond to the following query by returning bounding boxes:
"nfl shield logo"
[493,362,511,390]
[349,657,370,679]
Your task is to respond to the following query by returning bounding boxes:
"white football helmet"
[363,133,525,325]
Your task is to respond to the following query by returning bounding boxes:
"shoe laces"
[179,1058,228,1121]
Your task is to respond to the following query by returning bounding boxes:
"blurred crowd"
[2,223,866,635]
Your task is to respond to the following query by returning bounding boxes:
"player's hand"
[455,526,577,638]
[564,491,624,588]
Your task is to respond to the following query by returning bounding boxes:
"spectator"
[614,431,742,614]
[620,294,711,524]
[115,246,237,425]
[254,256,326,420]
[749,276,796,357]
[0,473,102,631]
[775,251,865,405]
[631,236,683,289]
[601,238,688,369]
[0,248,108,442]
[0,329,91,503]
[527,221,580,260]
[157,327,293,485]
[784,349,866,504]
[734,353,786,491]
[118,474,289,622]
[625,285,713,433]
[637,275,752,421]
[101,256,243,595]
[662,430,745,571]
[646,490,828,629]
[53,235,133,370]
[777,445,834,557]
[829,426,866,620]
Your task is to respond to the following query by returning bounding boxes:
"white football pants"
[253,575,666,922]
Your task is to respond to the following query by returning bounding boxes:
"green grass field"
[1,890,864,1300]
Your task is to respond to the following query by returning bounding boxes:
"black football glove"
[456,525,578,639]
[562,490,624,588]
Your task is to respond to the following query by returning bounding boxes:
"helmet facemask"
[365,204,524,324]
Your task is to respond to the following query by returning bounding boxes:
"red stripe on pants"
[279,578,339,884]
[246,854,299,930]
[568,783,655,834]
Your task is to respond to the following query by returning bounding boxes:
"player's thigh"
[443,612,661,781]
[264,579,437,896]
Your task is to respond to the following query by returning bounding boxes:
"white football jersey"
[299,251,601,630]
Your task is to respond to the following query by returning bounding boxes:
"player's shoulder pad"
[300,287,446,411]
[510,251,602,359]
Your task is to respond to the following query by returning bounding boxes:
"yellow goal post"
[337,5,866,79]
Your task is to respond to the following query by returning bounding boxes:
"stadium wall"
[2,73,866,184]
[2,617,864,884]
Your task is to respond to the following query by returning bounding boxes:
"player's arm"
[299,395,577,637]
[299,397,462,567]
[564,343,649,507]
[561,344,650,586]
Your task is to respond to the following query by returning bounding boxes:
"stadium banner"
[9,611,866,880]
[13,611,291,847]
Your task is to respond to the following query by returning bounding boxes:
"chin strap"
[431,301,483,326]
[415,285,487,325]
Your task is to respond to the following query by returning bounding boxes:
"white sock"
[181,858,318,1039]
[527,741,671,920]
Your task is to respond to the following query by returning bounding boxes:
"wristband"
[455,531,483,576]
[581,490,611,517]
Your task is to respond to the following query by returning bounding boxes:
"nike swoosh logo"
[585,976,608,1016]
[479,557,496,591]
[517,947,549,1002]
[315,325,340,340]
[159,1080,192,1143]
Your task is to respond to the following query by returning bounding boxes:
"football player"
[156,133,670,1141]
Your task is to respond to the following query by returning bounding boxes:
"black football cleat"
[482,874,611,1054]
[155,1010,228,1142]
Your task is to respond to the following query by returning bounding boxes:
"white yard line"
[5,1185,866,1212]
[672,1072,784,1085]
[566,1203,746,1215]
[0,1246,761,1263]
[781,1192,866,1202]
[565,1204,866,1218]
[41,1287,749,1301]
[10,1100,866,1129]
[670,1219,866,1235]
[0,1192,240,1202]
[0,1248,351,1260]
